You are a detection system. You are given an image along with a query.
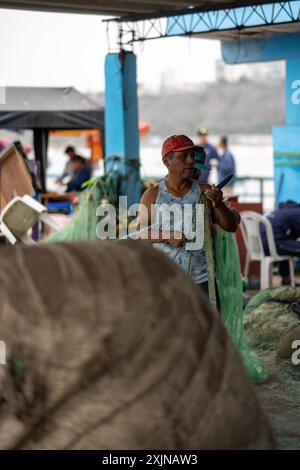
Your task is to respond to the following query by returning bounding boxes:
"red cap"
[161,134,205,158]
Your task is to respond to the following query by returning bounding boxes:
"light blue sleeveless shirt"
[153,179,208,284]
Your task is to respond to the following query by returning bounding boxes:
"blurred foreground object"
[0,240,274,449]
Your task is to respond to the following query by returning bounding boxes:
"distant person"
[261,201,300,286]
[66,156,91,192]
[57,145,89,184]
[217,136,236,194]
[196,128,219,183]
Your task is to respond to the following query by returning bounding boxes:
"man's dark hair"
[220,136,228,147]
[65,145,75,154]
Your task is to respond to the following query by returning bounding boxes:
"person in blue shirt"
[66,156,91,192]
[217,136,236,185]
[57,145,90,184]
[197,128,218,183]
[261,201,300,285]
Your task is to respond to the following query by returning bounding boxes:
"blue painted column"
[104,51,141,206]
[273,60,300,205]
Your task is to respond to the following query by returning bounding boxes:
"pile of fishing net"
[243,287,300,360]
[243,287,300,450]
[47,173,120,243]
[0,240,274,449]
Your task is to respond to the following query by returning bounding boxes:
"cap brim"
[173,144,204,154]
[194,161,211,171]
[162,144,206,158]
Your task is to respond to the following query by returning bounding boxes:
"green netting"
[243,287,300,351]
[46,174,119,243]
[215,228,268,383]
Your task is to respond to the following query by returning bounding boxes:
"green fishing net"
[46,173,119,243]
[215,228,268,383]
[46,157,142,243]
[243,287,300,351]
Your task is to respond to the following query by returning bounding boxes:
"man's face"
[218,141,225,151]
[198,134,207,146]
[66,150,76,159]
[164,150,196,180]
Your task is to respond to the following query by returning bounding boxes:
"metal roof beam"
[111,1,300,44]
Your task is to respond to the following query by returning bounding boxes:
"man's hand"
[202,185,239,232]
[204,184,224,208]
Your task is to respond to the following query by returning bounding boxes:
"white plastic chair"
[0,195,60,245]
[240,210,295,289]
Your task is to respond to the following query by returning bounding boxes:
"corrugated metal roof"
[0,1,282,18]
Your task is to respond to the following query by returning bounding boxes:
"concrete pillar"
[273,60,300,205]
[104,51,141,207]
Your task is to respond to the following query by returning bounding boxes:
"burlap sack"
[0,240,274,449]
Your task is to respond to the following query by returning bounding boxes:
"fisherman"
[136,134,239,298]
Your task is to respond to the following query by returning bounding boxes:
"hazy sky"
[0,8,221,93]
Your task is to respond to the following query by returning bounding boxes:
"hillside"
[91,80,285,137]
[138,81,285,136]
